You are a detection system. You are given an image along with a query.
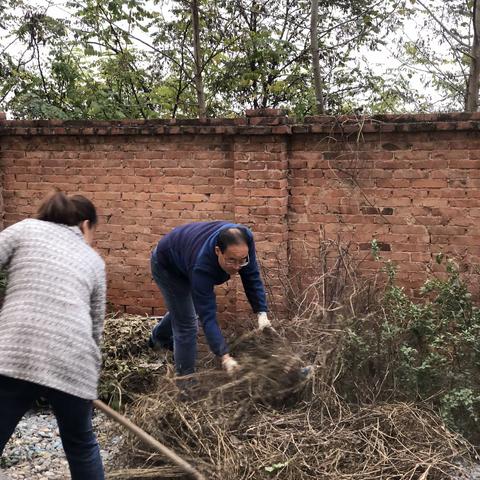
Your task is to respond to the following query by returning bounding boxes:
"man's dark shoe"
[147,335,164,351]
[148,335,175,366]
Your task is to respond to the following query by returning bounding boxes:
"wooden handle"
[93,399,206,480]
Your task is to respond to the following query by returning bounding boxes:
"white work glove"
[222,354,240,374]
[257,312,272,331]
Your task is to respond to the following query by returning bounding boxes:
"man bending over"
[148,221,272,377]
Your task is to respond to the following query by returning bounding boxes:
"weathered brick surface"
[0,133,235,316]
[289,128,480,296]
[1,112,479,315]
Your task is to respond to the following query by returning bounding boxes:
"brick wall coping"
[2,111,480,136]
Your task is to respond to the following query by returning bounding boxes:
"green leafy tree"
[0,0,417,118]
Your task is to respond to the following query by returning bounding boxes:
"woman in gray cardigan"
[0,192,106,480]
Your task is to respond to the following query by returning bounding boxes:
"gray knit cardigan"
[0,219,106,399]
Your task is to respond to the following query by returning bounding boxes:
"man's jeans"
[0,375,104,480]
[151,254,199,376]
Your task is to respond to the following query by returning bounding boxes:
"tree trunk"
[310,0,325,114]
[251,0,259,109]
[191,0,206,119]
[466,0,480,111]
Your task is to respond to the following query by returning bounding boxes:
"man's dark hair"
[216,227,249,253]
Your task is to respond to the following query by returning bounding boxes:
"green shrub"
[340,256,480,444]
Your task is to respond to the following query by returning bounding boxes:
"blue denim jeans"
[0,375,104,480]
[151,253,199,376]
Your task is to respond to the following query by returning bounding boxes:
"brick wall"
[1,111,480,320]
[289,114,480,296]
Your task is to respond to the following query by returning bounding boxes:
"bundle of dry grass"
[108,329,476,480]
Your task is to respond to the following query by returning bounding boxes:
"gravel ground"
[0,408,122,480]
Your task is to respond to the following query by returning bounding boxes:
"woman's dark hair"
[37,191,97,226]
[70,195,98,226]
[216,227,249,253]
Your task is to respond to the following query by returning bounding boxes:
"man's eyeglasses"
[224,254,249,268]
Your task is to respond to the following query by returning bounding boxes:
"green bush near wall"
[341,257,480,444]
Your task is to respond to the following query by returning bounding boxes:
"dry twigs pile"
[108,328,476,480]
[105,241,479,479]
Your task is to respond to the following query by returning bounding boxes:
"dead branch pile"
[108,329,476,480]
[105,241,479,479]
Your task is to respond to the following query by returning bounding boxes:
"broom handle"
[93,399,206,480]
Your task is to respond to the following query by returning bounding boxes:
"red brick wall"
[289,115,480,296]
[0,131,237,317]
[1,111,480,319]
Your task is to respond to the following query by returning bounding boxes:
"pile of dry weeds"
[104,241,479,479]
[106,327,476,480]
[100,314,164,408]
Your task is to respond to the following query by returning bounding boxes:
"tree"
[70,0,160,118]
[190,0,206,118]
[310,0,324,114]
[0,0,167,119]
[466,0,480,111]
[0,0,412,119]
[206,0,405,115]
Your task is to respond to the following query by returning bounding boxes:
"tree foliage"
[393,0,480,111]
[0,0,475,119]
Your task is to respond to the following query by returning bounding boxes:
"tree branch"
[416,0,471,49]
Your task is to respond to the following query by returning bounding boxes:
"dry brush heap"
[100,243,480,480]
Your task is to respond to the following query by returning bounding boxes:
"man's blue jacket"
[152,221,268,356]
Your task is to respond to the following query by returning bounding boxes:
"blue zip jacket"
[153,221,268,356]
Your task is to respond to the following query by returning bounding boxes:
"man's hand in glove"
[257,312,272,331]
[221,354,240,374]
